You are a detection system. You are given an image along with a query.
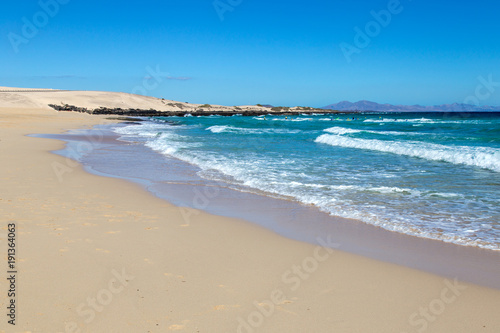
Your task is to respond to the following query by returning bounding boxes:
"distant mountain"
[322,100,500,112]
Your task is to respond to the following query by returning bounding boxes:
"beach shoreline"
[1,107,500,332]
[43,121,500,289]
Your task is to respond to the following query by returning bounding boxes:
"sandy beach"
[1,106,500,333]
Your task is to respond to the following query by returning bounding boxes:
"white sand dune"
[0,87,271,112]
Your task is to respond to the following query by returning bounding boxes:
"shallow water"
[110,112,500,250]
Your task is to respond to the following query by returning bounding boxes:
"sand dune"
[0,87,271,112]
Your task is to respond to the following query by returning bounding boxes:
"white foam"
[315,134,500,172]
[324,127,361,135]
[364,118,400,123]
[364,118,492,125]
[206,125,301,135]
[323,126,418,137]
[370,186,421,195]
[363,117,434,124]
[206,125,229,133]
[114,123,178,138]
[425,192,461,198]
[269,117,313,122]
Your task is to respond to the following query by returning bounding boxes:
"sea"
[66,112,500,251]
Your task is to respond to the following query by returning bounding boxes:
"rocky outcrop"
[48,104,88,112]
[48,104,343,117]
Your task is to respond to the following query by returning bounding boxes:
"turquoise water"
[114,112,500,250]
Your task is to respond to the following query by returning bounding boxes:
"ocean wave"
[114,123,178,138]
[324,127,361,135]
[363,118,432,123]
[265,181,432,197]
[331,184,460,198]
[217,179,498,250]
[364,118,492,125]
[206,125,230,133]
[145,132,202,157]
[323,126,427,137]
[369,186,421,195]
[269,117,313,122]
[206,125,301,135]
[315,134,500,172]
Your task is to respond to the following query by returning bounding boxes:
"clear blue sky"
[1,0,500,107]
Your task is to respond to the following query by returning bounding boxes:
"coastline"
[45,122,500,289]
[1,107,500,332]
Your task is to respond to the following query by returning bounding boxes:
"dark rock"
[47,104,343,117]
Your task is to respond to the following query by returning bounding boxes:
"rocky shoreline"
[48,104,346,117]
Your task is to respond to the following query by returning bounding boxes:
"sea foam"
[315,134,500,172]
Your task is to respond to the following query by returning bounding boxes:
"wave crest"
[315,134,500,172]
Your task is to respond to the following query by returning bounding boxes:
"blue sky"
[1,0,500,107]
